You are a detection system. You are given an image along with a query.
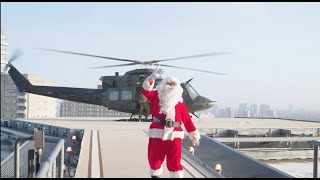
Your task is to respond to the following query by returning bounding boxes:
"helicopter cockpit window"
[121,90,132,100]
[137,75,145,85]
[184,83,199,100]
[109,91,119,100]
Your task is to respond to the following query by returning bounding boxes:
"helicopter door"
[109,90,119,101]
[106,90,120,111]
[120,89,136,112]
[120,90,132,101]
[106,89,136,113]
[94,95,101,104]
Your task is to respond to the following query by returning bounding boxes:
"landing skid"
[191,113,199,118]
[190,113,200,122]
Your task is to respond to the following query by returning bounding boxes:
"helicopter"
[4,49,229,121]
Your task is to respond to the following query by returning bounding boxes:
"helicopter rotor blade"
[157,64,228,75]
[153,52,231,63]
[35,48,138,63]
[90,62,138,69]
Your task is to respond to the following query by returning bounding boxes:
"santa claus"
[141,68,201,178]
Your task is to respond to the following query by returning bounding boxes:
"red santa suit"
[142,75,201,178]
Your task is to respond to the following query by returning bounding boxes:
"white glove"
[149,67,164,80]
[188,146,195,155]
[192,138,200,147]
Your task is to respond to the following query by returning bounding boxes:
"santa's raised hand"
[149,67,164,80]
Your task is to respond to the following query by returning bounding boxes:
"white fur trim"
[166,108,175,122]
[148,128,185,140]
[156,76,183,115]
[188,129,201,141]
[169,170,183,178]
[142,78,154,91]
[162,126,174,141]
[150,166,163,176]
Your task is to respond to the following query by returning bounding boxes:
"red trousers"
[148,138,183,174]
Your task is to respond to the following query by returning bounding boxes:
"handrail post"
[52,160,56,178]
[14,136,33,178]
[312,140,320,178]
[314,144,319,178]
[14,139,20,178]
[28,149,35,178]
[59,143,64,178]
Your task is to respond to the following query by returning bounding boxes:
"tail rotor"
[1,49,23,71]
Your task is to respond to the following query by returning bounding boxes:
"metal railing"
[182,148,225,178]
[35,138,64,178]
[312,140,320,178]
[14,136,65,178]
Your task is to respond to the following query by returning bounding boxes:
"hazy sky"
[1,2,320,111]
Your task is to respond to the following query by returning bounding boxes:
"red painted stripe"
[88,130,93,178]
[97,130,104,177]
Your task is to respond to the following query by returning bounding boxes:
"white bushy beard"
[156,76,183,116]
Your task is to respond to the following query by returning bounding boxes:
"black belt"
[153,117,181,128]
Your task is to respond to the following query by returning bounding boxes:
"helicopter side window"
[184,83,199,100]
[109,91,119,100]
[121,90,132,100]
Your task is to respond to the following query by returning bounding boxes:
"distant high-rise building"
[226,107,234,118]
[1,74,58,119]
[217,109,226,118]
[239,103,250,117]
[259,104,269,117]
[268,109,276,118]
[212,104,218,117]
[259,104,276,118]
[250,104,258,117]
[1,27,8,73]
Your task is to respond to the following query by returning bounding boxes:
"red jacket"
[142,79,200,141]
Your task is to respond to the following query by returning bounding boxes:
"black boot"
[151,175,160,178]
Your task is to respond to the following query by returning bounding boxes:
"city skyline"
[207,102,320,121]
[1,2,320,111]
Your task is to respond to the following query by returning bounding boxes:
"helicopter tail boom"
[8,65,33,91]
[8,65,104,106]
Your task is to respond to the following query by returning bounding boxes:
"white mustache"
[165,85,175,89]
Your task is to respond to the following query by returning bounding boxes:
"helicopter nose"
[193,96,214,111]
[205,99,214,108]
[207,100,214,108]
